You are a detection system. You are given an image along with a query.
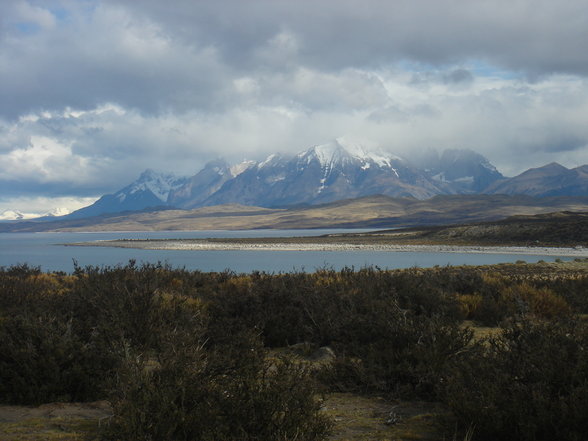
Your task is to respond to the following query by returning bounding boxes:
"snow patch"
[432,172,447,182]
[231,160,256,177]
[481,161,498,172]
[266,174,286,183]
[0,207,72,220]
[454,176,475,184]
[126,169,187,202]
[259,154,279,168]
[0,210,27,220]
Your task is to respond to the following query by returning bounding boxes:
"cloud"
[102,0,588,76]
[1,0,588,213]
[0,2,229,119]
[0,196,98,216]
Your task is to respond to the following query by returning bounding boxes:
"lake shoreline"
[66,239,588,257]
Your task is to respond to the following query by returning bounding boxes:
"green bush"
[0,314,121,404]
[442,318,588,441]
[320,294,472,398]
[102,332,332,441]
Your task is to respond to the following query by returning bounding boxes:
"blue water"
[0,231,572,273]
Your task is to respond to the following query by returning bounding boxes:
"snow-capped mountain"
[168,159,255,209]
[198,139,445,207]
[0,207,74,221]
[9,139,588,225]
[48,138,588,221]
[0,210,29,221]
[66,169,189,219]
[410,148,503,193]
[58,140,510,219]
[167,159,233,209]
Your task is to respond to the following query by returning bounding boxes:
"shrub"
[102,332,332,441]
[442,318,588,441]
[0,314,121,404]
[321,300,473,399]
[500,283,571,319]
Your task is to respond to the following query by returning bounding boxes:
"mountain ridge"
[60,140,513,219]
[10,140,588,223]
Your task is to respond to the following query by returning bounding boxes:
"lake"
[0,230,574,273]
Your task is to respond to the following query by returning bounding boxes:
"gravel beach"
[68,239,588,257]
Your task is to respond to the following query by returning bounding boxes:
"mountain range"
[8,138,588,222]
[66,139,512,219]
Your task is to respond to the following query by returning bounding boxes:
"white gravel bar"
[68,239,588,257]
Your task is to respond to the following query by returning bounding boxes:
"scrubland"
[1,260,588,440]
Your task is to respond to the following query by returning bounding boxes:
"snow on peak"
[0,209,60,220]
[311,141,346,167]
[125,169,186,202]
[258,153,282,168]
[45,207,72,217]
[230,160,256,177]
[0,209,27,220]
[480,159,498,173]
[339,140,390,168]
[299,138,402,172]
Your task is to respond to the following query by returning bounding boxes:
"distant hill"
[345,211,588,247]
[4,194,588,233]
[485,162,588,197]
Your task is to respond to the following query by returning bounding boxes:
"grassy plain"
[3,194,588,232]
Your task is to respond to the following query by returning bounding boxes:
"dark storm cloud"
[0,1,230,119]
[443,69,475,85]
[2,0,588,119]
[104,0,588,75]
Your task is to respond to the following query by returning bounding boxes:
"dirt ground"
[0,395,447,441]
[0,401,111,441]
[324,393,447,441]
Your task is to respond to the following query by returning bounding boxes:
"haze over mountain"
[6,138,583,224]
[64,170,188,220]
[413,148,504,193]
[51,139,513,219]
[485,163,588,197]
[0,207,73,221]
[26,139,583,222]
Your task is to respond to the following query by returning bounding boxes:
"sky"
[2,0,588,214]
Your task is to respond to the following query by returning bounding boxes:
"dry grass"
[324,393,447,441]
[0,401,110,441]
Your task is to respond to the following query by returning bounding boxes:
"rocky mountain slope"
[64,169,188,220]
[485,162,588,197]
[61,139,508,219]
[414,148,504,193]
[20,139,587,223]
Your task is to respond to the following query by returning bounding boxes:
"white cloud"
[0,0,588,204]
[0,196,98,216]
[0,136,88,181]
